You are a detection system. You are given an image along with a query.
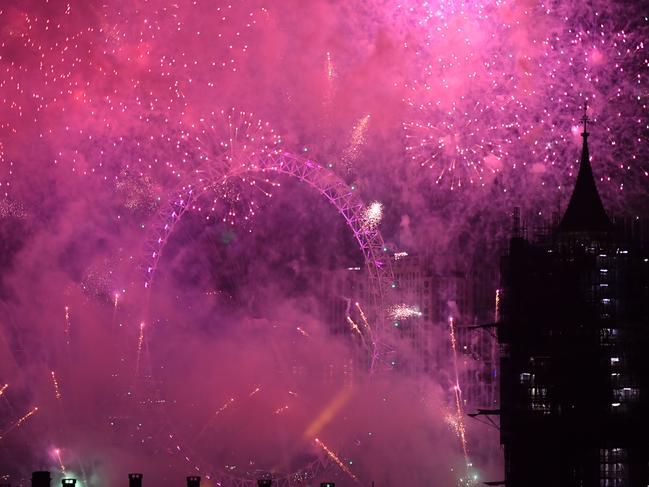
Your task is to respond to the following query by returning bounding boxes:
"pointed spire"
[558,102,610,233]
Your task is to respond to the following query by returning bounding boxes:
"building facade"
[498,121,649,486]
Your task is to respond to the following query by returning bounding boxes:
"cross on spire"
[580,101,591,136]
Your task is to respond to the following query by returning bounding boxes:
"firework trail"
[494,289,501,323]
[214,398,236,417]
[326,51,336,84]
[273,405,289,415]
[354,302,373,336]
[135,322,146,378]
[54,448,66,473]
[342,115,371,175]
[0,406,38,441]
[296,326,310,337]
[64,306,71,346]
[50,371,62,401]
[346,316,364,339]
[348,302,379,374]
[314,437,359,484]
[323,51,337,109]
[249,386,262,397]
[0,384,8,398]
[448,317,470,475]
[197,398,236,438]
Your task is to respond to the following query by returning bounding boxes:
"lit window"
[519,372,532,383]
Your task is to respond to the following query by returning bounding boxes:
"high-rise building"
[498,114,649,486]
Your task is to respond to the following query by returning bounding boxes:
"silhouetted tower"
[186,477,200,487]
[31,472,51,487]
[257,480,272,487]
[128,474,143,487]
[499,106,649,486]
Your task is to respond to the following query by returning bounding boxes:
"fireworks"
[494,289,501,323]
[448,317,470,476]
[54,448,66,473]
[273,405,289,415]
[0,407,39,441]
[1,0,647,482]
[342,114,371,174]
[362,201,383,230]
[398,0,649,200]
[64,306,71,346]
[346,316,363,338]
[135,322,145,377]
[515,0,649,201]
[314,437,359,484]
[214,398,236,416]
[296,326,310,337]
[353,302,379,373]
[403,101,512,189]
[198,397,237,437]
[182,108,283,226]
[51,371,62,401]
[389,304,423,320]
[0,1,269,191]
[354,302,373,336]
[326,51,336,84]
[0,197,25,219]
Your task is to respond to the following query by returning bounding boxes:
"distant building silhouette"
[31,472,51,487]
[186,476,200,487]
[128,473,143,487]
[257,480,272,487]
[499,115,649,486]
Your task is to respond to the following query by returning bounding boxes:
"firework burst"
[184,108,283,226]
